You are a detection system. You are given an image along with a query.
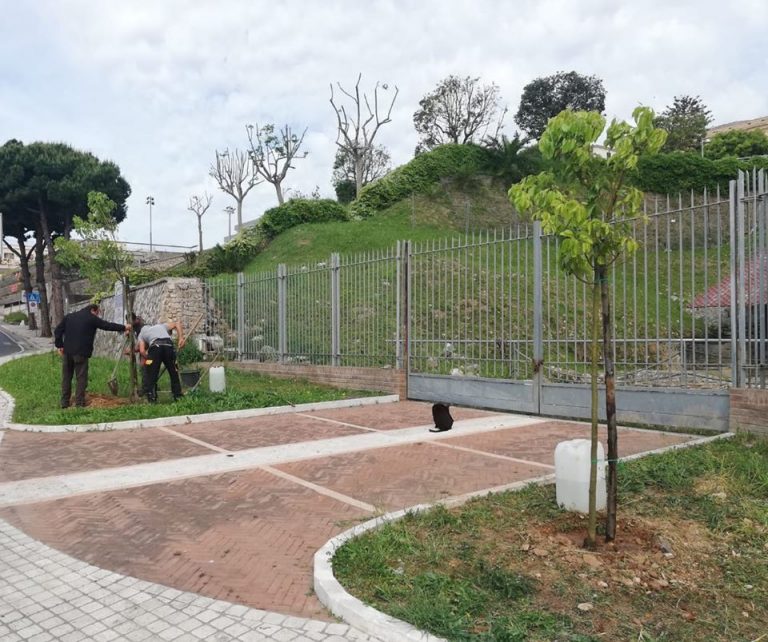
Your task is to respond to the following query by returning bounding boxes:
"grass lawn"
[0,352,379,425]
[333,435,767,641]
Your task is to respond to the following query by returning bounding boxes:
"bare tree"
[209,148,261,230]
[246,124,308,205]
[414,75,506,152]
[188,193,213,252]
[330,73,399,198]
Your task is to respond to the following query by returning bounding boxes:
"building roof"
[692,255,768,308]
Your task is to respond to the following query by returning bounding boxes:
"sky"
[2,0,767,250]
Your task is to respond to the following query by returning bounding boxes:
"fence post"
[737,173,748,387]
[532,221,543,414]
[277,264,287,363]
[236,272,245,360]
[401,241,411,398]
[395,241,403,370]
[330,253,340,366]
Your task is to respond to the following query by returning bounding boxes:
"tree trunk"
[33,227,52,337]
[198,217,203,252]
[124,278,139,402]
[354,155,364,197]
[275,182,284,205]
[38,203,64,329]
[13,236,37,331]
[586,271,600,550]
[236,199,243,229]
[600,267,618,542]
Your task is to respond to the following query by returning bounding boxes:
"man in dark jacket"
[54,303,131,408]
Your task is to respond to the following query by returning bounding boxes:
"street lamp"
[145,196,155,252]
[224,205,234,238]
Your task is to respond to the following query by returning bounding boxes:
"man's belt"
[150,338,174,348]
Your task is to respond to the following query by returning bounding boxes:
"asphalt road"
[0,329,22,357]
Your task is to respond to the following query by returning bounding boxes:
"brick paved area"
[0,398,704,640]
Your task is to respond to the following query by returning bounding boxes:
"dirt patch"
[85,394,132,409]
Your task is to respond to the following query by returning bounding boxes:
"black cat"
[430,403,454,432]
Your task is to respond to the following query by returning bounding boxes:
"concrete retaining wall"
[730,388,768,437]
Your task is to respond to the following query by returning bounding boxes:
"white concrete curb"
[313,430,736,642]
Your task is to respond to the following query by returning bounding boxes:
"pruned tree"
[510,107,667,548]
[188,192,213,252]
[55,191,140,399]
[330,73,398,198]
[413,75,506,153]
[515,71,606,140]
[246,124,308,205]
[654,95,712,152]
[332,144,391,204]
[209,148,261,229]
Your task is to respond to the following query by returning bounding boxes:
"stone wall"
[94,278,206,357]
[729,388,768,437]
[220,362,407,397]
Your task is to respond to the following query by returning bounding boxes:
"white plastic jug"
[554,439,606,513]
[208,366,226,393]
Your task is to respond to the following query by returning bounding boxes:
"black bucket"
[180,369,201,389]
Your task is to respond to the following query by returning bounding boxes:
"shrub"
[260,199,348,239]
[176,340,204,367]
[633,152,768,193]
[705,130,768,160]
[3,311,28,324]
[349,144,492,218]
[204,225,266,274]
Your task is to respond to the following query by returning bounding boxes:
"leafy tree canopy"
[413,75,506,153]
[704,129,768,159]
[654,95,712,153]
[332,145,391,204]
[514,71,606,141]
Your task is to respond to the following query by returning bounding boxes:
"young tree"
[187,193,213,252]
[413,75,507,153]
[332,144,391,204]
[654,95,712,152]
[509,107,667,547]
[330,73,398,198]
[246,123,308,205]
[55,191,140,398]
[209,148,261,229]
[704,129,768,159]
[515,71,606,141]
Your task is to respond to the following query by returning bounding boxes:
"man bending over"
[135,317,186,402]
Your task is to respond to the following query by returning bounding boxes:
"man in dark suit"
[54,303,131,408]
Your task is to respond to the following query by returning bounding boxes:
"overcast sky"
[2,0,767,249]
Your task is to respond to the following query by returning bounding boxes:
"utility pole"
[145,195,155,252]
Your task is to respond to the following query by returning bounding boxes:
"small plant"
[176,341,204,367]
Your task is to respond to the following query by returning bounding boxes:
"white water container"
[208,366,226,393]
[554,439,606,513]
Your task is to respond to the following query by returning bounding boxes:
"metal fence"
[203,170,767,399]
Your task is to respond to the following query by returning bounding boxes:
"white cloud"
[1,0,766,248]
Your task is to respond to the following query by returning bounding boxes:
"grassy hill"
[245,176,520,273]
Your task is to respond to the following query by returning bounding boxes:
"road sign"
[28,291,40,304]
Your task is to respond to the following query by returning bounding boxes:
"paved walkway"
[0,325,709,640]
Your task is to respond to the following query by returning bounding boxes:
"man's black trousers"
[61,354,89,408]
[144,342,182,401]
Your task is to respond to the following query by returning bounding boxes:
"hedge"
[634,152,768,194]
[349,144,491,218]
[260,198,348,239]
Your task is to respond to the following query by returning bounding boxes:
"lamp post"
[145,196,155,252]
[224,206,234,238]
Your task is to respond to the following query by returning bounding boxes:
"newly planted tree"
[55,192,140,398]
[509,107,666,546]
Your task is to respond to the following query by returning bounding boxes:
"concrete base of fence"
[219,362,408,397]
[730,388,768,437]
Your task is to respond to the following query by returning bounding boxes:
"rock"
[520,543,530,552]
[710,491,727,499]
[532,548,549,557]
[577,602,594,612]
[597,581,609,589]
[654,535,674,555]
[583,553,602,568]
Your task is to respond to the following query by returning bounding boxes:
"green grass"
[333,436,768,641]
[0,352,379,425]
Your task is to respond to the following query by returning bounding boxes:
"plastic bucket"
[209,366,226,393]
